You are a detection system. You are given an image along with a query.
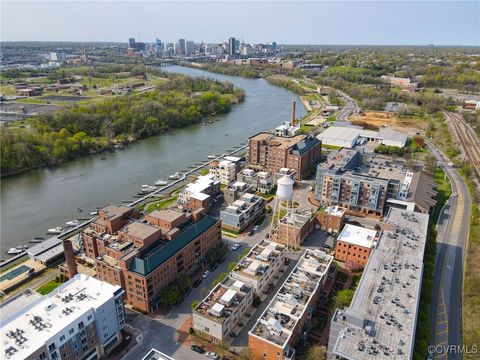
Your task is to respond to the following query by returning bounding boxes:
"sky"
[1,1,479,45]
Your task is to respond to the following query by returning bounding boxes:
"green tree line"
[1,74,244,176]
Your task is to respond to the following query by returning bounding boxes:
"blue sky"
[1,1,479,45]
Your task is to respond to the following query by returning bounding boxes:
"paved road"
[427,143,471,360]
[335,90,359,121]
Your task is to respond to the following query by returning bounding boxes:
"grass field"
[36,280,63,295]
[144,196,178,213]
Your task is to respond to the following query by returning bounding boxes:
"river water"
[0,66,306,254]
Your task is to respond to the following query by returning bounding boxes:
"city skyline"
[1,1,479,46]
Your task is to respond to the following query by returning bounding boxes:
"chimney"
[291,101,296,126]
[63,239,78,278]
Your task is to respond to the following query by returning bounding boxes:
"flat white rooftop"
[324,205,346,217]
[317,126,360,143]
[1,274,122,360]
[338,224,377,248]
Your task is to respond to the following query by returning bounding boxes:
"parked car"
[248,231,254,236]
[253,225,260,231]
[191,345,205,354]
[206,351,220,359]
[453,193,458,197]
[210,263,218,272]
[232,243,241,251]
[192,279,202,288]
[202,271,210,279]
[183,288,192,298]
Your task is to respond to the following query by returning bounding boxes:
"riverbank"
[0,65,306,254]
[1,73,244,177]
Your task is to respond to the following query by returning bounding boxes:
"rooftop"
[249,249,333,349]
[194,276,252,324]
[129,215,218,276]
[280,212,313,228]
[337,224,378,249]
[120,221,162,240]
[99,204,132,221]
[147,209,185,224]
[0,290,43,321]
[317,126,360,144]
[330,208,429,360]
[141,348,175,360]
[249,132,308,150]
[378,127,408,144]
[321,205,346,217]
[183,174,219,196]
[232,240,286,280]
[1,274,122,360]
[320,148,361,172]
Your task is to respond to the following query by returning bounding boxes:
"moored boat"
[169,172,182,180]
[47,226,64,235]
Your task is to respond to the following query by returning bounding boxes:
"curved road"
[427,143,471,360]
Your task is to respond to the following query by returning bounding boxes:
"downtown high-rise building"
[228,37,236,56]
[128,37,135,49]
[177,38,186,55]
[185,40,194,55]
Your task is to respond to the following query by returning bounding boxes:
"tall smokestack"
[63,239,78,278]
[291,101,296,126]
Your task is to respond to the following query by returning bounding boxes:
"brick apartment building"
[249,133,321,180]
[316,206,346,234]
[273,212,316,248]
[82,205,221,313]
[248,249,334,360]
[334,224,378,268]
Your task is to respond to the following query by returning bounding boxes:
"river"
[0,66,306,255]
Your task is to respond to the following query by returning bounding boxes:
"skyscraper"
[128,37,135,49]
[185,40,194,55]
[228,37,236,56]
[178,38,186,55]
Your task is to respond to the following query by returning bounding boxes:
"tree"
[425,155,437,174]
[191,300,200,311]
[228,262,237,272]
[305,345,327,360]
[238,348,252,360]
[333,289,355,309]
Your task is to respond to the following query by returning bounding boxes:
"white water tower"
[269,175,295,249]
[276,175,294,201]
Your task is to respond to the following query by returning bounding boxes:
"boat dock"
[128,144,248,207]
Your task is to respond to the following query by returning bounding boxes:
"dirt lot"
[0,102,62,115]
[349,111,427,132]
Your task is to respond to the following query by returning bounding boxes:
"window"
[60,335,65,342]
[69,328,75,335]
[204,327,209,332]
[78,321,84,330]
[40,352,47,360]
[63,352,68,358]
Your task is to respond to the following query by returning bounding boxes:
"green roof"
[130,215,218,276]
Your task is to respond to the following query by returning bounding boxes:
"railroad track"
[443,110,480,184]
